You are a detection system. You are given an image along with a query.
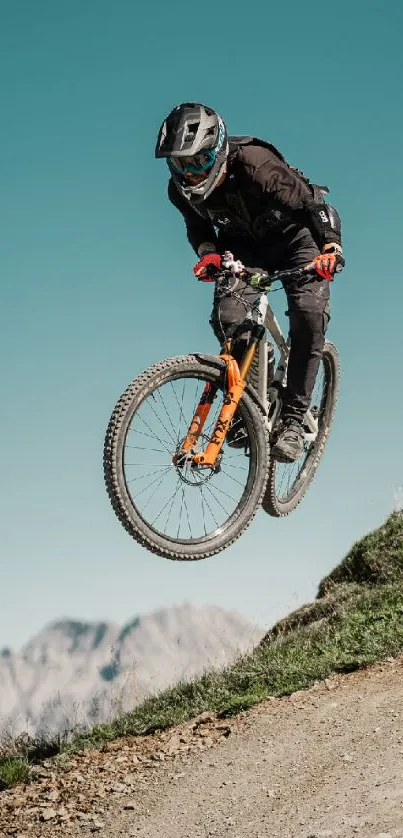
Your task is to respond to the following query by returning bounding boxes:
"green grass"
[0,757,30,790]
[1,511,402,789]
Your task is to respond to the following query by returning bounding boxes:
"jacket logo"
[207,210,232,226]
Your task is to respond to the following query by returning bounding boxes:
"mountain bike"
[103,257,340,561]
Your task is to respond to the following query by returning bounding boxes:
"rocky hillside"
[0,604,263,737]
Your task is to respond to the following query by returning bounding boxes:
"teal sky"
[1,0,402,650]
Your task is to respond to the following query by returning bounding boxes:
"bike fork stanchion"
[179,381,218,453]
[193,326,264,468]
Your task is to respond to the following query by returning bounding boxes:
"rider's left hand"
[314,243,345,281]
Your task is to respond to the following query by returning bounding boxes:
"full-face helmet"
[155,102,228,202]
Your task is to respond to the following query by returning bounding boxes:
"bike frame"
[181,268,319,468]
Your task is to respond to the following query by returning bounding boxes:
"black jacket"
[168,137,341,254]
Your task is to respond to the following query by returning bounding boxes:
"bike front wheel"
[104,355,269,561]
[262,341,340,517]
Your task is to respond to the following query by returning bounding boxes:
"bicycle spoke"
[200,491,208,535]
[220,468,247,488]
[200,487,220,530]
[202,481,233,517]
[170,379,190,439]
[127,428,170,445]
[222,459,248,471]
[125,466,171,484]
[177,487,185,538]
[148,393,177,447]
[176,379,187,436]
[163,482,181,533]
[134,413,173,456]
[152,478,182,529]
[207,480,238,504]
[125,463,170,467]
[130,467,171,499]
[125,444,169,454]
[141,470,173,514]
[153,388,179,442]
[181,485,193,539]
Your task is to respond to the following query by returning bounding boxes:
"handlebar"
[245,263,317,289]
[211,261,318,290]
[202,247,343,288]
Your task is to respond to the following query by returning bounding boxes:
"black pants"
[210,228,330,423]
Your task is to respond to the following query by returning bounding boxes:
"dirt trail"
[2,657,403,838]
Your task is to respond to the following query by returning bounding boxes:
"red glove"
[313,244,345,281]
[193,252,222,282]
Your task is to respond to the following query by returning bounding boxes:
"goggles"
[168,149,216,176]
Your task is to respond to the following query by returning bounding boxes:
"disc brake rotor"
[173,433,222,485]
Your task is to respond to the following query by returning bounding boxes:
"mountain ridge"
[0,603,264,736]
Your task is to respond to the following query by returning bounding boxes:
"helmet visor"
[168,149,216,177]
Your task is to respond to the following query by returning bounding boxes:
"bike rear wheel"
[262,341,340,517]
[104,355,269,560]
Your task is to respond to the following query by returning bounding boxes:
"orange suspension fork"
[193,336,260,468]
[180,381,217,453]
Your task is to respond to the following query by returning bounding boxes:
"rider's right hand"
[193,253,222,282]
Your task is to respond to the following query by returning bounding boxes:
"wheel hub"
[172,435,222,485]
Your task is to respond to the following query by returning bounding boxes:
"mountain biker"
[155,102,344,462]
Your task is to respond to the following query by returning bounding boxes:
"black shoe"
[271,419,305,462]
[226,416,248,449]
